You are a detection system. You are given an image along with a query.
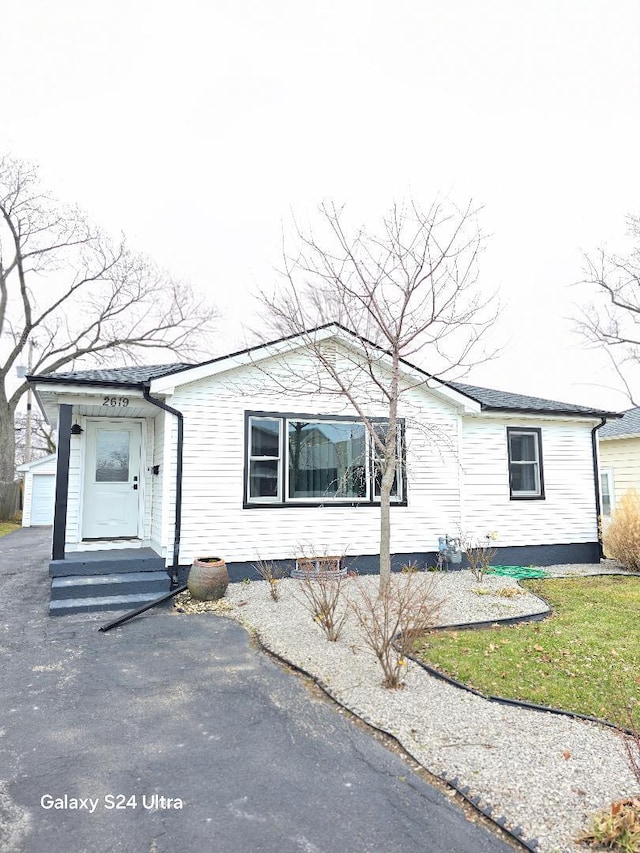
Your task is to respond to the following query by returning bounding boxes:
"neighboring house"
[17,454,57,527]
[598,406,640,518]
[28,324,619,615]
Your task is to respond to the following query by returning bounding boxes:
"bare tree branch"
[573,214,640,406]
[0,153,219,501]
[253,197,499,588]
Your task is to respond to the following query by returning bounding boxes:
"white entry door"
[82,420,142,539]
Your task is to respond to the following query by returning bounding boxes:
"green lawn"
[411,576,640,729]
[0,521,21,537]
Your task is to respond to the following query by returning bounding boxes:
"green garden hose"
[486,565,547,579]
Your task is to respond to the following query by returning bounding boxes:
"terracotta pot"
[187,556,229,601]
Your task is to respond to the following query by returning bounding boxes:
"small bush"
[603,489,640,572]
[296,573,348,641]
[460,531,498,582]
[253,559,286,601]
[349,573,442,689]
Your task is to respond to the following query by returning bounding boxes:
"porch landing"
[50,548,166,578]
[48,548,170,616]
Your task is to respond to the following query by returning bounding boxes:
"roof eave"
[480,405,620,418]
[27,374,145,390]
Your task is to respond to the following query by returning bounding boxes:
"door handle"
[133,483,138,490]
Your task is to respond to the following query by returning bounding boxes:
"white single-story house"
[598,406,640,518]
[28,324,619,615]
[17,453,57,527]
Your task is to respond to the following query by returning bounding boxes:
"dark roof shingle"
[33,363,191,386]
[448,381,616,417]
[599,406,640,438]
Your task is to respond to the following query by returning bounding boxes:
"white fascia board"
[464,410,604,425]
[149,326,343,394]
[30,382,146,398]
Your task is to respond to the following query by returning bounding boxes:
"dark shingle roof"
[448,381,617,417]
[32,363,191,387]
[599,406,640,438]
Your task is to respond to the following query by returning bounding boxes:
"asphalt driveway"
[0,528,514,853]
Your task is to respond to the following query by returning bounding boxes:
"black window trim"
[506,426,545,500]
[243,410,407,508]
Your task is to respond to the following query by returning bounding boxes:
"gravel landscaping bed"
[179,563,638,853]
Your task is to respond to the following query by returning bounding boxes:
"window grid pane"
[249,418,281,500]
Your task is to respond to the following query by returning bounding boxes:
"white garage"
[18,454,57,527]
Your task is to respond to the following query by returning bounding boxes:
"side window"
[600,468,614,516]
[248,418,282,501]
[507,427,544,499]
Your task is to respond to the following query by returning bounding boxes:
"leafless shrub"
[461,531,498,582]
[296,573,349,641]
[349,573,442,689]
[603,489,640,572]
[252,559,286,601]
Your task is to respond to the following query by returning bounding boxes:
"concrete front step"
[49,548,166,578]
[51,571,170,600]
[50,590,170,617]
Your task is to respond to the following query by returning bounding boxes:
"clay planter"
[187,557,229,601]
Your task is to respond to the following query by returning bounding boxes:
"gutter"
[143,382,184,587]
[591,417,607,558]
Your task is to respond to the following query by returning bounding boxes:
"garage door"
[31,474,55,526]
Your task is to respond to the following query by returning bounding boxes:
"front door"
[82,420,142,539]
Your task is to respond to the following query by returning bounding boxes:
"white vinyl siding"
[166,348,461,564]
[150,411,166,553]
[462,417,598,545]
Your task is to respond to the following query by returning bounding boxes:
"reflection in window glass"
[288,421,367,499]
[95,430,130,482]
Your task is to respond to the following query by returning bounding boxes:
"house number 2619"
[102,396,130,407]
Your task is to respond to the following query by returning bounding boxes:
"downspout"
[143,382,183,587]
[591,417,607,559]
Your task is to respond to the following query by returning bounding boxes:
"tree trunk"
[379,475,392,592]
[0,391,19,520]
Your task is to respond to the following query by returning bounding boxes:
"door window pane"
[95,430,130,482]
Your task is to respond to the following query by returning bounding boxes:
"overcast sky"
[3,0,640,411]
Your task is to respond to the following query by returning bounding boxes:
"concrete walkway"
[0,528,513,853]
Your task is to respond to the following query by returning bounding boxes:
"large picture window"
[507,427,544,499]
[245,413,405,506]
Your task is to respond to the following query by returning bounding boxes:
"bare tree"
[574,214,640,405]
[257,198,498,590]
[0,154,217,514]
[14,411,56,465]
